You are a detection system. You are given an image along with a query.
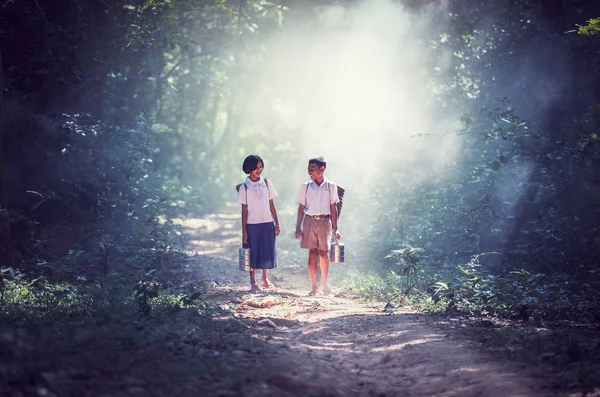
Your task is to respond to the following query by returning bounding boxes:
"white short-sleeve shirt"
[296,178,339,216]
[236,176,279,224]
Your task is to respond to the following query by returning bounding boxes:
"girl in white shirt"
[236,155,280,292]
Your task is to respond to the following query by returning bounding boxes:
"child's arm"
[295,204,305,240]
[241,204,249,244]
[330,203,340,240]
[269,199,280,236]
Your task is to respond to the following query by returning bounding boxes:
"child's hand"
[334,230,341,240]
[295,230,302,240]
[242,233,248,244]
[274,225,280,236]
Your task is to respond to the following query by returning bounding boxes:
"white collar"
[310,177,329,187]
[246,176,264,185]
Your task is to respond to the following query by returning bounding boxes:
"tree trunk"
[0,34,14,267]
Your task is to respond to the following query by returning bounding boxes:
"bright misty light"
[227,0,462,255]
[239,0,460,184]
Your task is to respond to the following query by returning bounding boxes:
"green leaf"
[578,18,600,36]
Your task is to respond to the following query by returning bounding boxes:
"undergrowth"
[0,274,247,397]
[334,252,600,324]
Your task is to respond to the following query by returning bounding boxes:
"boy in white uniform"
[295,156,340,296]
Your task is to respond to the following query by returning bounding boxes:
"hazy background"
[2,0,599,279]
[218,0,462,262]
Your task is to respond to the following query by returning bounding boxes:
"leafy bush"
[433,254,600,322]
[384,248,422,286]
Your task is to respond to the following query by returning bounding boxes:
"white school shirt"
[296,178,340,216]
[236,176,279,224]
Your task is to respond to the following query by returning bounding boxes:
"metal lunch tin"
[239,245,251,271]
[329,241,345,263]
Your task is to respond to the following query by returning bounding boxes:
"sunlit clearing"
[449,366,485,374]
[295,343,354,353]
[228,0,461,252]
[244,0,459,175]
[371,336,442,352]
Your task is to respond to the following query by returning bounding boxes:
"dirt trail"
[178,213,560,397]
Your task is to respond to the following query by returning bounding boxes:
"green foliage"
[138,195,185,275]
[0,269,98,322]
[25,114,191,280]
[133,279,160,315]
[385,247,425,289]
[335,268,442,312]
[430,253,600,321]
[337,270,402,301]
[0,275,237,396]
[578,18,600,36]
[433,254,501,313]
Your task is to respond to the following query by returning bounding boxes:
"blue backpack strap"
[305,181,310,207]
[243,178,270,203]
[264,178,269,199]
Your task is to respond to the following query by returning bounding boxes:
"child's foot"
[262,279,272,288]
[308,289,318,296]
[323,288,332,296]
[250,283,261,293]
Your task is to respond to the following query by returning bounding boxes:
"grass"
[0,277,259,397]
[332,267,444,311]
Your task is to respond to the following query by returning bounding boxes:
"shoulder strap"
[305,182,309,206]
[264,178,270,199]
[239,179,270,205]
[336,185,345,219]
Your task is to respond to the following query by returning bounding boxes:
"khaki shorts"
[300,216,332,251]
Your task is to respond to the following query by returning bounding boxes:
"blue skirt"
[247,222,278,269]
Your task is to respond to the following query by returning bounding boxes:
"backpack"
[305,182,345,220]
[337,185,345,219]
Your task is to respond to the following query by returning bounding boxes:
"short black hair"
[242,155,264,174]
[308,156,326,168]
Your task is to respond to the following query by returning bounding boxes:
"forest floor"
[3,212,600,397]
[163,212,598,397]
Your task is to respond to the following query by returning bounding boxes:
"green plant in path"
[385,247,425,290]
[578,18,600,36]
[133,279,160,315]
[0,267,16,307]
[137,193,185,280]
[143,196,170,274]
[433,253,500,313]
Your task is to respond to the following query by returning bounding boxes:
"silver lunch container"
[239,245,251,271]
[329,241,345,263]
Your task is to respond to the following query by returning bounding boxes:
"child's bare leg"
[318,249,330,292]
[261,269,271,288]
[308,249,319,293]
[250,269,260,291]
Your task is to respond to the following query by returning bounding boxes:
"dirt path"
[178,213,561,397]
